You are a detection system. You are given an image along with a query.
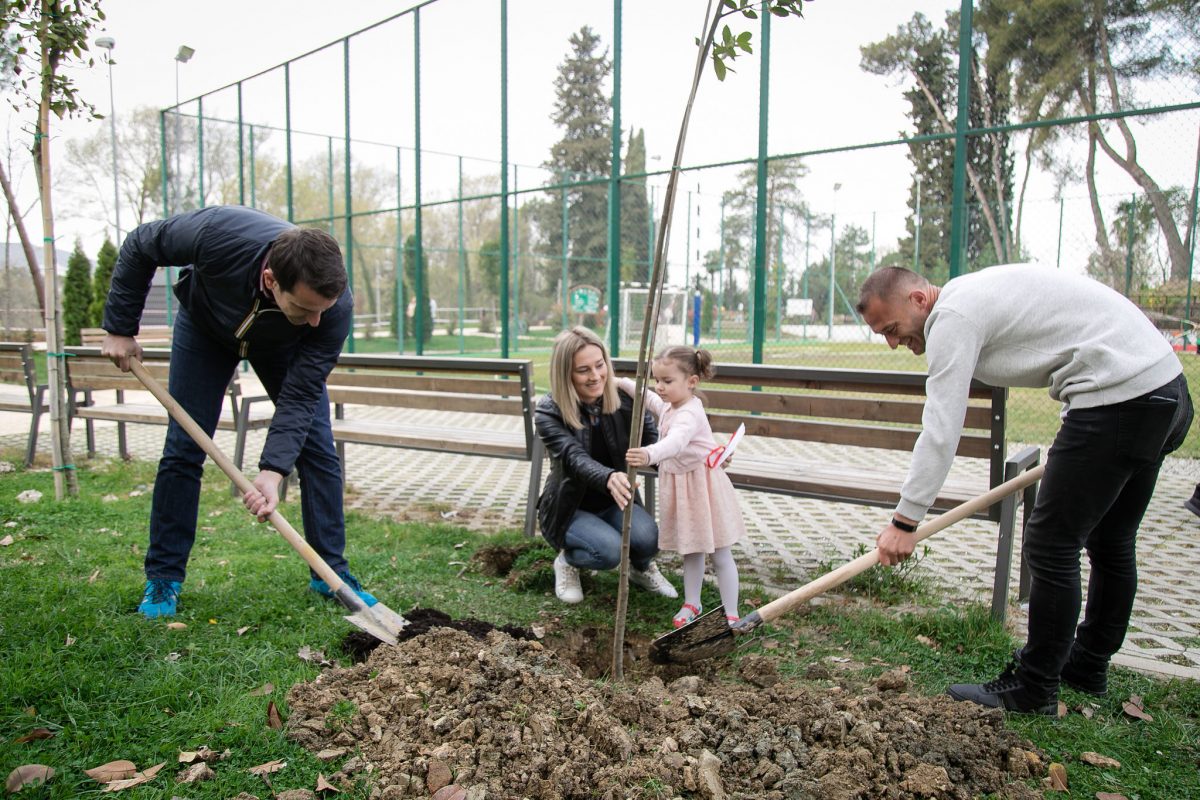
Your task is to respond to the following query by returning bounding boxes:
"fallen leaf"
[1095,793,1128,800]
[85,760,138,783]
[22,706,35,716]
[208,619,217,625]
[1080,751,1121,769]
[5,764,54,792]
[165,652,182,662]
[247,759,286,776]
[1129,694,1144,707]
[1079,704,1096,719]
[88,568,100,583]
[248,682,275,697]
[175,762,215,784]
[64,634,76,647]
[267,701,283,730]
[14,728,54,743]
[178,751,199,764]
[297,645,330,664]
[316,772,339,794]
[1121,701,1153,722]
[1057,700,1068,718]
[180,746,229,763]
[237,626,252,636]
[0,534,13,546]
[1047,762,1068,791]
[166,622,188,630]
[102,762,165,792]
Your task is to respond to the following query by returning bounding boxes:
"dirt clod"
[289,627,1045,799]
[341,607,533,663]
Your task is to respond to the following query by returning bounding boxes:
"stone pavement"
[2,406,1197,680]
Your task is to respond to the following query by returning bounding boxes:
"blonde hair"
[548,326,620,430]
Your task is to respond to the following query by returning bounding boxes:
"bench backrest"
[62,347,244,407]
[80,326,173,346]
[329,354,537,457]
[0,342,37,400]
[612,359,1007,491]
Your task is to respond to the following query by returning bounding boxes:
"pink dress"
[620,379,746,554]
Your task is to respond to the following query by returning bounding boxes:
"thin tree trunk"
[35,0,77,497]
[1093,20,1188,280]
[915,74,1006,261]
[0,160,47,313]
[1013,130,1035,260]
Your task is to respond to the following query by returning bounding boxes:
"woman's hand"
[625,447,649,468]
[607,470,634,509]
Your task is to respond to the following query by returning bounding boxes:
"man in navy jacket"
[102,205,376,618]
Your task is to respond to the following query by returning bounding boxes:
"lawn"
[1,455,1197,798]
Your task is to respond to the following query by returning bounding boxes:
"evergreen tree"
[89,237,117,326]
[402,234,432,344]
[620,127,651,282]
[62,241,93,346]
[540,26,614,293]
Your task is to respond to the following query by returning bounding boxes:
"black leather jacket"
[103,206,353,475]
[534,390,658,551]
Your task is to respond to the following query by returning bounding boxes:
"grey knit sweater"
[897,263,1181,521]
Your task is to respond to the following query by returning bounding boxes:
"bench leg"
[524,439,545,538]
[25,411,41,467]
[230,403,251,498]
[644,471,656,516]
[118,421,129,461]
[991,473,1020,623]
[85,418,95,459]
[1017,481,1039,602]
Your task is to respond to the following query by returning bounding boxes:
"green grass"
[1,456,1197,798]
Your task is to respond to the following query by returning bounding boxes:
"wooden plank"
[700,389,993,430]
[76,403,253,430]
[328,371,524,397]
[331,419,526,458]
[328,387,521,415]
[705,412,993,458]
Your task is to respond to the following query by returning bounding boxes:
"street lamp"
[829,183,841,340]
[173,45,195,213]
[95,36,119,241]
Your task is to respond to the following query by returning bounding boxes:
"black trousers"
[1017,372,1193,692]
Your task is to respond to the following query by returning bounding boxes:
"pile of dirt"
[341,608,533,663]
[287,627,1045,799]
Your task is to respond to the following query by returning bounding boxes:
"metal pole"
[803,210,809,339]
[606,0,623,355]
[327,136,335,235]
[499,0,510,358]
[685,189,692,344]
[1124,193,1135,297]
[101,46,120,240]
[1055,196,1064,268]
[718,195,724,343]
[947,0,973,278]
[561,179,569,330]
[751,5,771,363]
[237,82,244,205]
[913,174,921,271]
[828,208,835,341]
[512,164,520,352]
[870,210,876,270]
[344,37,355,354]
[396,146,405,353]
[249,125,256,208]
[158,110,173,325]
[196,96,204,207]
[413,12,424,354]
[285,62,293,222]
[458,155,465,354]
[775,203,784,342]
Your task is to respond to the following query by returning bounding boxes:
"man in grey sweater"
[858,264,1193,714]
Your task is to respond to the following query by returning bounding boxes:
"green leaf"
[722,0,737,9]
[722,24,734,46]
[713,56,728,82]
[737,31,752,45]
[743,9,758,19]
[771,5,790,17]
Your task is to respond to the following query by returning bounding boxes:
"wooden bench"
[80,326,174,347]
[327,354,540,536]
[612,359,1041,621]
[0,342,49,466]
[63,347,273,471]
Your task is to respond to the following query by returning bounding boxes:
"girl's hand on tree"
[625,448,649,468]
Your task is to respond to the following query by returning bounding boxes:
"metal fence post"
[413,12,424,354]
[458,155,465,354]
[499,0,510,359]
[285,62,293,223]
[561,179,569,331]
[606,0,623,356]
[947,0,973,279]
[237,82,244,205]
[512,165,520,352]
[1124,193,1135,297]
[751,5,771,363]
[197,96,204,207]
[344,37,355,354]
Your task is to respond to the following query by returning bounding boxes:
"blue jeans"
[1017,373,1193,692]
[561,503,659,572]
[144,309,348,582]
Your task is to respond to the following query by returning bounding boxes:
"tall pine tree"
[89,237,117,327]
[62,241,93,346]
[542,26,613,292]
[620,128,651,282]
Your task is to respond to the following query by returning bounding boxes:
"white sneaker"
[553,552,583,604]
[629,561,678,598]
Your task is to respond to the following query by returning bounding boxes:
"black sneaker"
[947,660,1059,715]
[1060,647,1109,697]
[1185,486,1200,520]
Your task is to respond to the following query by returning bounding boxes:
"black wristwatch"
[891,517,918,533]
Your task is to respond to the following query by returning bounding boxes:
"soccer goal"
[619,284,688,352]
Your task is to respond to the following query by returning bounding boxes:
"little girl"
[621,346,746,628]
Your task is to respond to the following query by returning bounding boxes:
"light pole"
[828,182,841,341]
[174,45,195,213]
[95,36,119,241]
[913,173,922,272]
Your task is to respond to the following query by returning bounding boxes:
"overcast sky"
[7,0,1188,282]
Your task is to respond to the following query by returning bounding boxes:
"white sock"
[711,546,740,618]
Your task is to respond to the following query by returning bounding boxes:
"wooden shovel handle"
[753,463,1046,625]
[128,358,346,592]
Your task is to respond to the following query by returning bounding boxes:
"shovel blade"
[343,601,408,646]
[649,605,736,664]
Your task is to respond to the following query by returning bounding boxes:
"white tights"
[681,546,740,618]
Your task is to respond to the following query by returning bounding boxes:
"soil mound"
[288,627,1045,799]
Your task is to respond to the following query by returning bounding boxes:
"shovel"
[128,358,408,645]
[650,463,1046,664]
